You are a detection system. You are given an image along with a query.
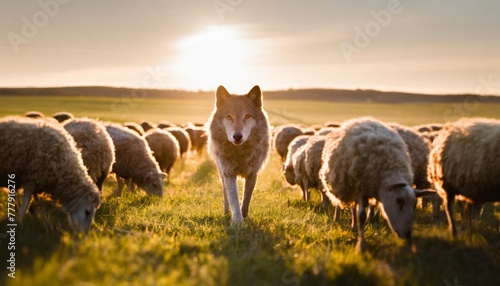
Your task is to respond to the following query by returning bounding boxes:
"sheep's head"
[378,176,416,240]
[282,163,296,185]
[68,191,101,233]
[140,172,167,197]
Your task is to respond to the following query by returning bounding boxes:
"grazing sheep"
[25,111,45,118]
[0,116,101,233]
[184,125,207,155]
[428,118,500,237]
[320,117,429,252]
[165,126,191,158]
[390,123,432,190]
[140,120,156,132]
[273,124,304,162]
[304,135,330,210]
[105,123,166,196]
[63,118,115,191]
[414,123,443,133]
[143,129,180,177]
[157,121,176,129]
[123,122,145,136]
[324,121,341,128]
[53,111,74,123]
[315,127,337,136]
[282,135,310,186]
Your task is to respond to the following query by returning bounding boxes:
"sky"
[0,0,499,95]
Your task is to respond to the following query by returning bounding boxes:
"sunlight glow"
[171,26,256,93]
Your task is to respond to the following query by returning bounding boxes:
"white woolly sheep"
[123,122,145,136]
[63,118,115,191]
[0,116,101,233]
[105,123,166,196]
[273,124,304,162]
[144,128,180,177]
[165,126,191,158]
[184,125,207,155]
[282,135,310,186]
[25,111,45,118]
[315,127,337,136]
[428,117,500,237]
[304,135,330,210]
[53,111,74,123]
[320,117,429,252]
[140,120,156,132]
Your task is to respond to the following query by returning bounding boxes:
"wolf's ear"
[246,85,262,108]
[216,85,232,108]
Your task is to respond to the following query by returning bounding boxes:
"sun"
[171,26,256,93]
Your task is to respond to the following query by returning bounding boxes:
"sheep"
[157,121,176,129]
[282,135,310,186]
[273,124,304,162]
[304,135,331,210]
[184,125,207,155]
[324,121,341,128]
[105,123,166,196]
[0,116,101,233]
[320,117,430,252]
[25,111,45,118]
[428,117,500,237]
[414,123,443,133]
[390,123,432,190]
[53,111,74,123]
[143,128,180,177]
[315,127,337,136]
[140,120,156,132]
[165,126,191,158]
[63,118,115,191]
[123,122,145,136]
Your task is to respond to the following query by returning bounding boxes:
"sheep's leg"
[333,204,341,223]
[115,177,124,196]
[241,173,257,218]
[18,183,34,223]
[320,188,330,213]
[355,197,369,253]
[223,175,243,224]
[350,205,357,232]
[302,180,310,202]
[126,179,136,193]
[445,194,457,238]
[96,172,107,192]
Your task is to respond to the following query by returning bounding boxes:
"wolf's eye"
[244,114,252,120]
[226,115,233,120]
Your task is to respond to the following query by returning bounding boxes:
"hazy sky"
[1,0,499,94]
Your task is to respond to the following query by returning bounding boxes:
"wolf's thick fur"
[207,85,271,224]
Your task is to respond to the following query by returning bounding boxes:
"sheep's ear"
[216,86,232,108]
[414,189,437,198]
[160,172,167,179]
[246,85,262,108]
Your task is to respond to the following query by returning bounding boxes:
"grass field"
[1,96,500,285]
[1,95,499,126]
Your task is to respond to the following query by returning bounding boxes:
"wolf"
[207,85,271,224]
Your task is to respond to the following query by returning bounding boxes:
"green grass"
[1,95,499,125]
[1,153,499,285]
[1,96,500,285]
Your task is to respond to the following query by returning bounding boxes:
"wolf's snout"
[233,132,243,143]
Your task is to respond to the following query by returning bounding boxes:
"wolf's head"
[215,85,263,145]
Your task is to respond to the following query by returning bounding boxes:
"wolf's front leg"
[223,175,243,224]
[241,173,257,218]
[220,175,229,215]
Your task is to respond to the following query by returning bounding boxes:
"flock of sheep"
[274,116,499,251]
[0,110,499,252]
